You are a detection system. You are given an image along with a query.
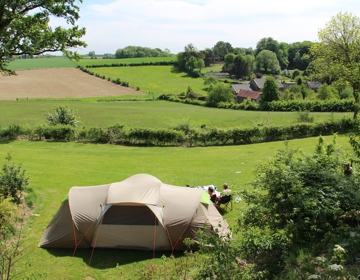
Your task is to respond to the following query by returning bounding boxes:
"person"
[217,183,232,208]
[220,183,232,197]
[207,186,219,203]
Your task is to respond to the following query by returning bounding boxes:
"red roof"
[236,90,261,100]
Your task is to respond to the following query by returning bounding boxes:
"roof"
[231,83,252,92]
[307,81,322,89]
[252,78,284,89]
[236,90,261,100]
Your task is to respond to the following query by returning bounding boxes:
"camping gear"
[39,174,230,252]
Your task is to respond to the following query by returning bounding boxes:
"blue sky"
[54,0,359,55]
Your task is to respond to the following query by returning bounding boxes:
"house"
[236,90,261,103]
[306,81,322,92]
[250,78,284,92]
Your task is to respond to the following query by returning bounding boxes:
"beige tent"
[39,174,229,252]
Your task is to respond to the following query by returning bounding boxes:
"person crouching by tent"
[208,186,219,203]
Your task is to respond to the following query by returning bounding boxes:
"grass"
[88,65,209,95]
[0,100,352,129]
[7,57,78,70]
[0,135,353,279]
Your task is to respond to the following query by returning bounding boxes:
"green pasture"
[7,57,78,70]
[0,135,353,279]
[0,100,352,129]
[89,66,208,95]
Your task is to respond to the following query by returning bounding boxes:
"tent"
[39,174,230,252]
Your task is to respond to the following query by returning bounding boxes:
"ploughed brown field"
[0,68,145,100]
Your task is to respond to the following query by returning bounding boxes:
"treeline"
[176,39,314,78]
[84,61,176,68]
[0,118,355,146]
[115,46,172,58]
[161,94,355,112]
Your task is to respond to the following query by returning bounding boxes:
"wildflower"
[315,256,326,262]
[328,264,344,271]
[333,244,346,253]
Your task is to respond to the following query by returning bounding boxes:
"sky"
[53,0,358,55]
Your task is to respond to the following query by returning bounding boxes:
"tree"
[259,76,280,107]
[312,12,360,118]
[206,83,234,107]
[185,56,198,71]
[256,50,280,74]
[89,51,95,59]
[197,58,205,73]
[0,0,87,75]
[213,41,233,61]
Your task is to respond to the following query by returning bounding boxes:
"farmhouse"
[236,90,261,103]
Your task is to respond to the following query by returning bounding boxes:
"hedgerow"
[0,118,356,147]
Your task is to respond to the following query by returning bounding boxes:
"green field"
[7,57,78,70]
[0,135,353,279]
[0,100,351,129]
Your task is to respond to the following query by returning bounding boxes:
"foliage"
[195,229,255,280]
[0,154,29,204]
[255,38,287,69]
[312,12,360,118]
[296,111,314,123]
[115,46,171,58]
[317,84,339,100]
[206,83,235,107]
[288,41,314,70]
[238,137,360,278]
[213,41,234,61]
[44,106,80,127]
[255,50,280,74]
[0,0,86,75]
[223,53,255,79]
[259,76,281,108]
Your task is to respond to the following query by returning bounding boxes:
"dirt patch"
[0,68,146,100]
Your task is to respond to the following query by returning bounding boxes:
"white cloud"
[65,0,360,54]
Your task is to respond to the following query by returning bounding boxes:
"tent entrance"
[93,205,170,250]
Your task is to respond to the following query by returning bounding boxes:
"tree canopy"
[311,12,360,118]
[259,76,280,107]
[255,50,280,74]
[0,0,87,75]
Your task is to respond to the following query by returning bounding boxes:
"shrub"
[0,154,29,204]
[44,105,80,127]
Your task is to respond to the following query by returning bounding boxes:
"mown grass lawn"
[0,135,353,279]
[0,99,351,129]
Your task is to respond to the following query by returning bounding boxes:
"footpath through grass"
[0,135,353,279]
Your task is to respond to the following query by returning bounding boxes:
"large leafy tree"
[311,12,360,118]
[0,0,87,75]
[256,50,280,74]
[212,41,233,61]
